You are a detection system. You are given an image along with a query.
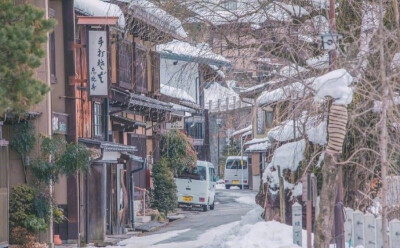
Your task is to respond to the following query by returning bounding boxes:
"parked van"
[175,161,216,211]
[224,156,248,189]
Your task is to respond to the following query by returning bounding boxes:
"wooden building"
[49,0,190,244]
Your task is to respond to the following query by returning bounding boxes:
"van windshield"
[225,159,247,169]
[177,166,207,181]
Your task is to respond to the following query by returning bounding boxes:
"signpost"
[292,202,302,246]
[89,30,108,97]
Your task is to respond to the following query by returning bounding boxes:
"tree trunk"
[314,153,339,248]
[377,0,389,246]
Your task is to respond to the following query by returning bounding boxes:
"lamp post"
[216,118,222,176]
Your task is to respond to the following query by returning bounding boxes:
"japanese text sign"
[89,31,108,96]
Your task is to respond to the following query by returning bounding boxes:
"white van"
[224,156,248,189]
[175,161,216,211]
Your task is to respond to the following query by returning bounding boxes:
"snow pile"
[157,40,230,65]
[312,69,354,105]
[279,64,309,78]
[75,0,126,28]
[373,96,400,113]
[118,228,191,247]
[307,120,327,145]
[160,84,195,103]
[122,0,187,38]
[245,137,270,146]
[273,2,310,17]
[316,152,325,167]
[268,139,306,172]
[392,53,400,69]
[267,113,327,145]
[306,53,329,69]
[209,65,225,78]
[257,82,306,106]
[263,139,306,189]
[358,3,380,71]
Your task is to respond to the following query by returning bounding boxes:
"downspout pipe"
[120,153,146,231]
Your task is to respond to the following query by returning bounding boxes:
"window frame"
[93,102,103,137]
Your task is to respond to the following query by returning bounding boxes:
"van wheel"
[210,201,215,210]
[225,185,230,189]
[203,204,209,212]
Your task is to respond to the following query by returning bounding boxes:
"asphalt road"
[151,188,256,245]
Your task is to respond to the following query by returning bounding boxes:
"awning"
[79,138,137,152]
[111,115,146,132]
[1,111,42,124]
[110,88,173,122]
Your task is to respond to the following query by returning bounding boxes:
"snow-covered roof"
[157,40,230,66]
[205,82,240,107]
[279,64,309,78]
[312,69,353,105]
[272,2,309,17]
[117,0,187,38]
[232,125,252,136]
[257,81,307,106]
[246,140,271,152]
[160,84,195,103]
[244,137,270,146]
[75,0,126,29]
[267,113,327,145]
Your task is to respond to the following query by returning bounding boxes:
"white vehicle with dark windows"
[224,156,248,189]
[175,161,216,211]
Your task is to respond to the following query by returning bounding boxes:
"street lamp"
[216,118,222,176]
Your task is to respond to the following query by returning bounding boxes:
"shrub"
[24,215,48,233]
[160,130,197,176]
[9,185,35,231]
[151,158,177,216]
[9,227,35,245]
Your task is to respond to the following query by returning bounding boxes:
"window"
[177,166,207,181]
[209,167,216,182]
[118,41,133,89]
[257,108,265,134]
[135,46,148,94]
[185,122,204,139]
[93,103,102,137]
[266,111,274,128]
[223,0,237,10]
[225,159,248,170]
[50,32,57,84]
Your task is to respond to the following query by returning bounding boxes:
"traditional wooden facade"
[51,0,190,244]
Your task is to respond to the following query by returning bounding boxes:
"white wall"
[160,58,200,104]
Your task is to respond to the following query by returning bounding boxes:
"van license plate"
[233,180,240,184]
[182,196,193,202]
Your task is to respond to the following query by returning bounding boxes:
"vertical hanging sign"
[89,30,108,96]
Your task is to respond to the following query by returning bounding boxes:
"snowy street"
[107,189,307,248]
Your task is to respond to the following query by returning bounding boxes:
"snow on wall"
[75,0,126,28]
[160,58,199,103]
[157,40,230,64]
[312,69,354,105]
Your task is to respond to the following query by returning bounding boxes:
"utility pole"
[216,118,222,176]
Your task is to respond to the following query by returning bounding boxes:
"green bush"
[9,185,35,231]
[160,130,197,176]
[24,215,47,233]
[151,158,177,216]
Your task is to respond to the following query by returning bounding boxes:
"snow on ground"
[107,206,312,248]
